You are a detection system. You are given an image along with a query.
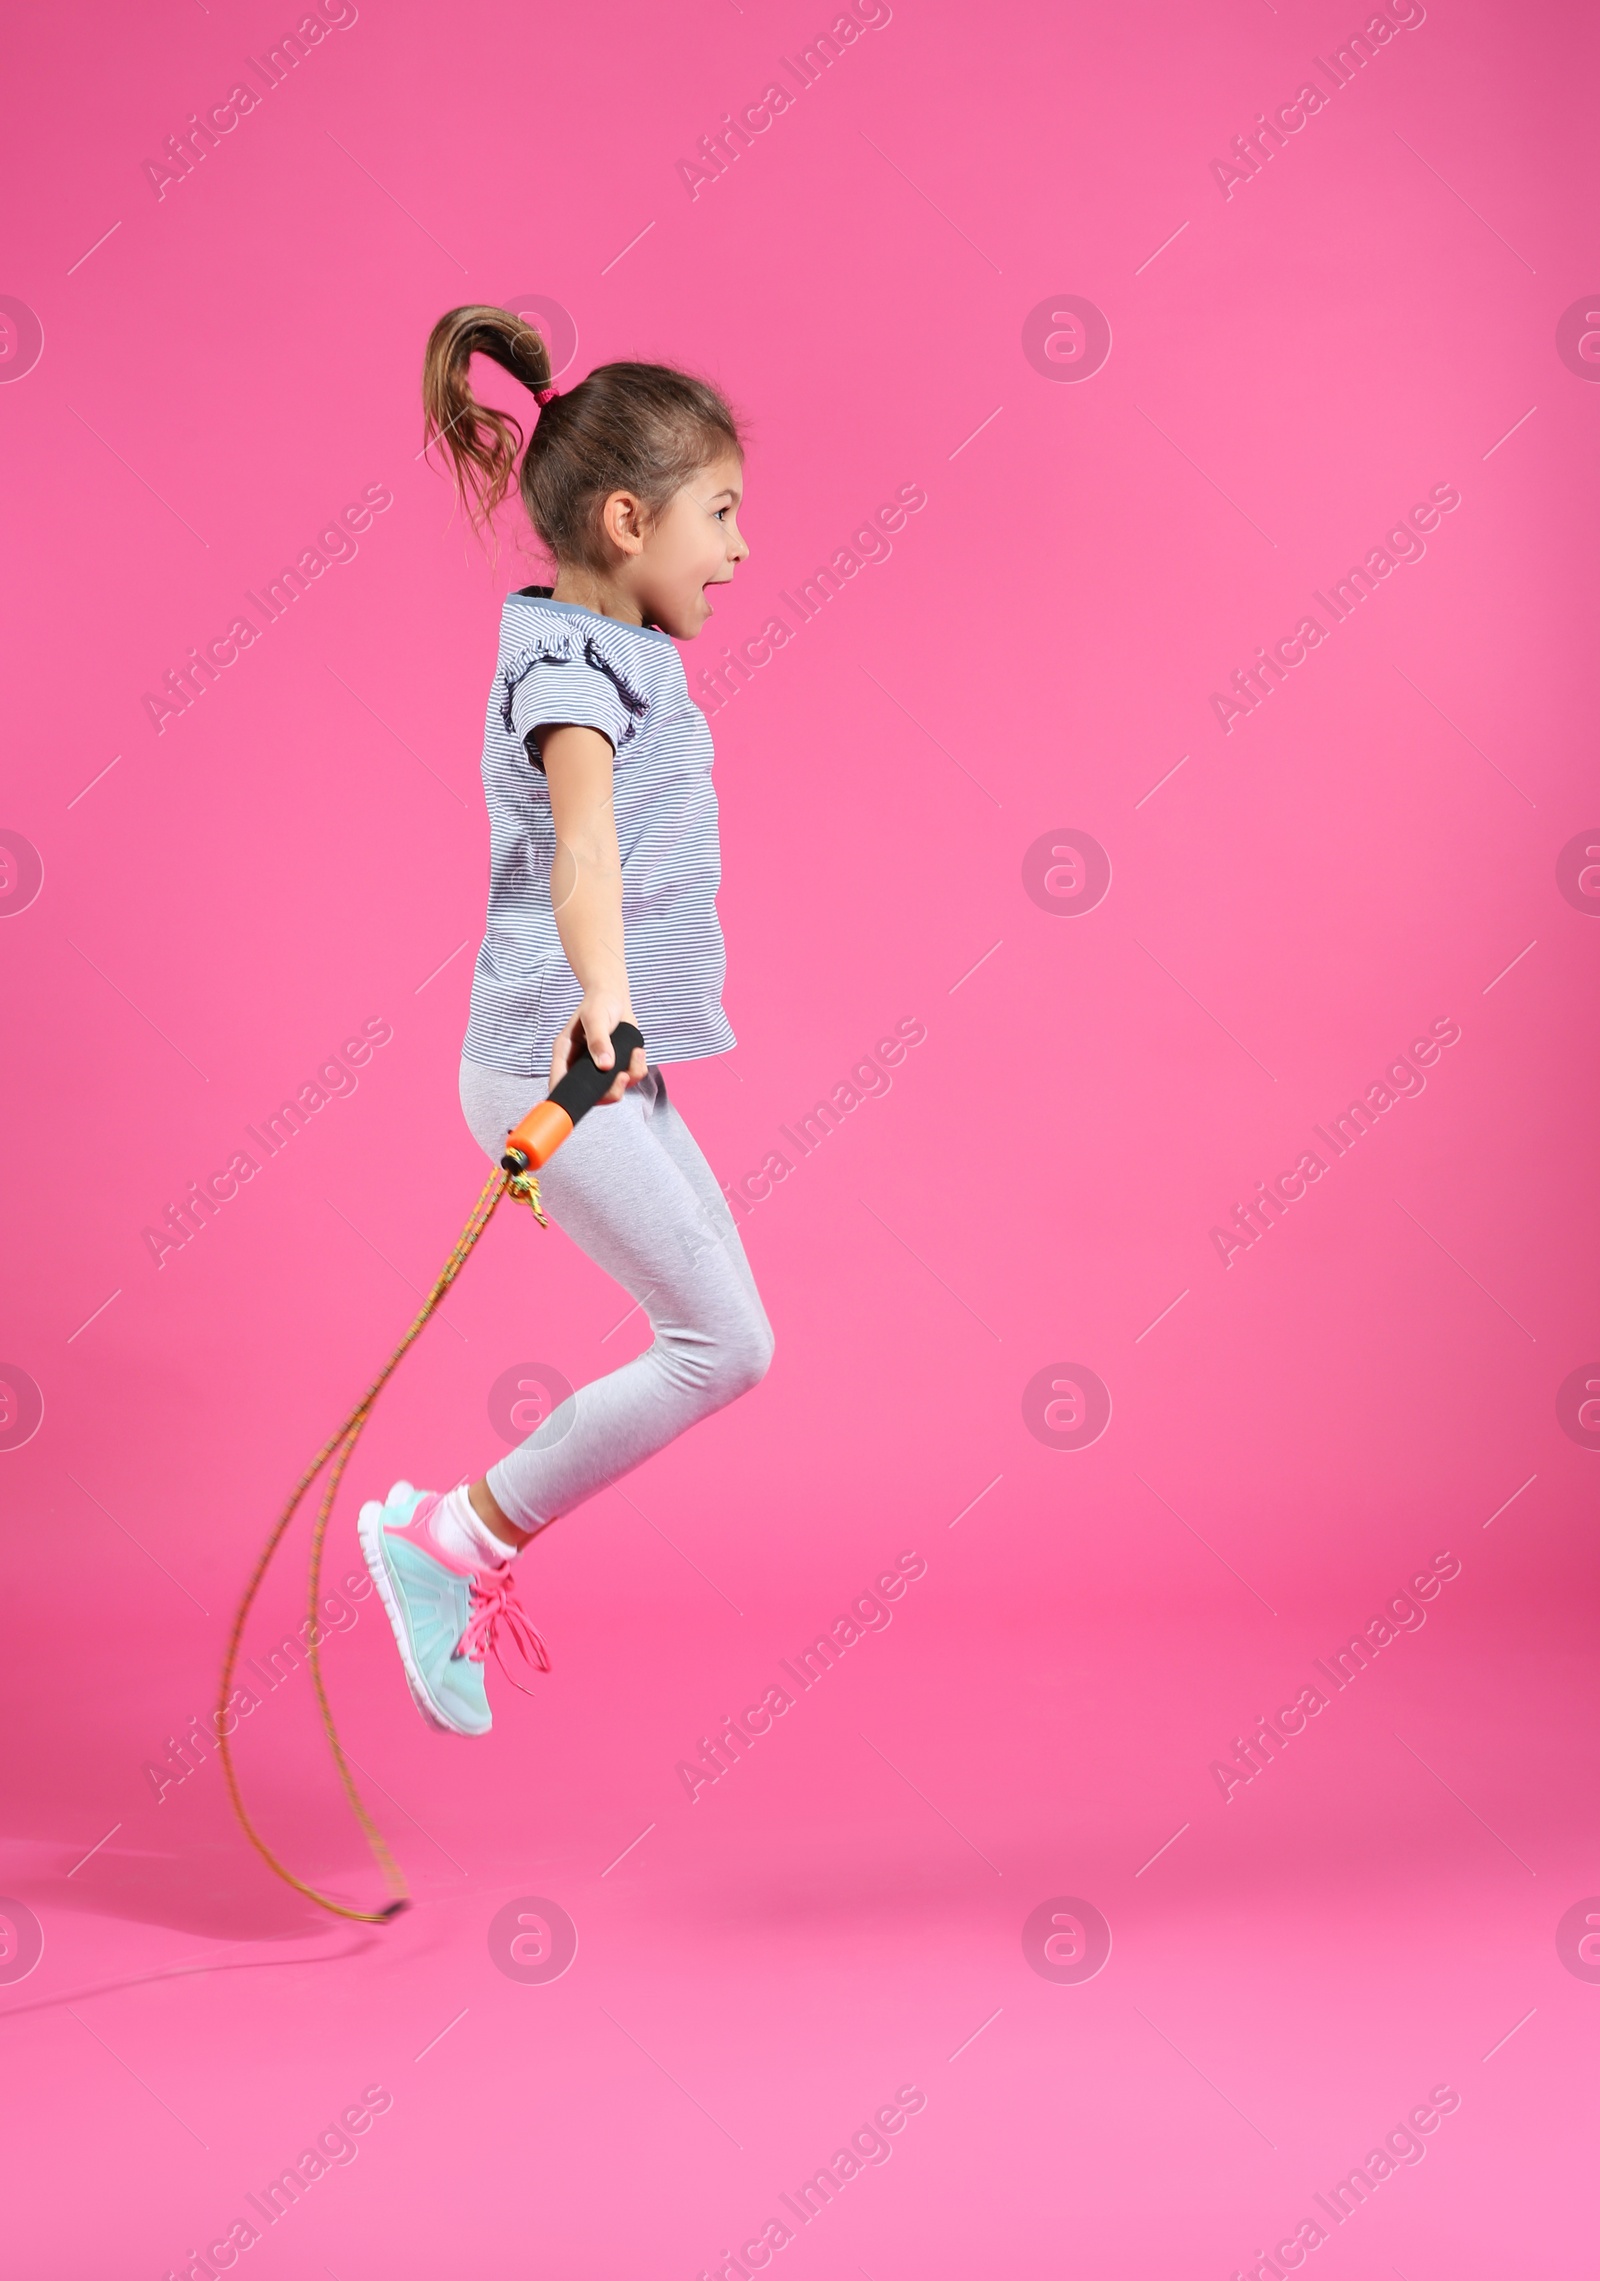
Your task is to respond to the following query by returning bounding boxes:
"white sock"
[429,1483,517,1568]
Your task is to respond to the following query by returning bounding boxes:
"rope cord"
[216,1163,542,1924]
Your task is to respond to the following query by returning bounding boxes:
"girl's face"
[634,452,749,639]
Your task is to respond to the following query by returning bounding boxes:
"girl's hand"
[549,998,648,1106]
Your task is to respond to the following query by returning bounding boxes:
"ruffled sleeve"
[499,624,650,771]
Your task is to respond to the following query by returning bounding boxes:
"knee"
[723,1313,775,1401]
[652,1306,774,1408]
[703,1308,774,1407]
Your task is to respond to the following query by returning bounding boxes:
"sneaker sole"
[357,1500,487,1739]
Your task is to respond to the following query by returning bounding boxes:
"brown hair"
[421,304,743,572]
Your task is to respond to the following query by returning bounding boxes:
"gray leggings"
[459,1058,774,1531]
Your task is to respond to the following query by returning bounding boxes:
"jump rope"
[216,1022,646,1926]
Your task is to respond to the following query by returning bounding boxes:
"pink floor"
[5,0,1599,2273]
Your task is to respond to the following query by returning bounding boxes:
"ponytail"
[421,304,553,535]
[421,304,745,574]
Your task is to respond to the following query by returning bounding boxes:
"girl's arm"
[540,723,649,1103]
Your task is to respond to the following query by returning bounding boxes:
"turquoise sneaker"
[357,1482,550,1738]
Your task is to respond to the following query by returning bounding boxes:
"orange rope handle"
[216,1165,523,1923]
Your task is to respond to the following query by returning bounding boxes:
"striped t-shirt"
[462,589,735,1077]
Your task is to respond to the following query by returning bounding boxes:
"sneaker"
[357,1481,551,1738]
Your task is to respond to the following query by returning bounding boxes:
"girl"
[358,306,773,1739]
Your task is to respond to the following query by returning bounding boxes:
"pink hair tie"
[534,385,560,406]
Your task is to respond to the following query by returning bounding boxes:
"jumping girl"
[357,307,773,1738]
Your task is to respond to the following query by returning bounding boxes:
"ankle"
[469,1477,530,1552]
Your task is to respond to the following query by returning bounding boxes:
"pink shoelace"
[455,1563,552,1695]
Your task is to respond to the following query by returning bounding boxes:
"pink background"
[3,0,1598,2272]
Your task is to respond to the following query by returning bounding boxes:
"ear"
[600,489,647,559]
